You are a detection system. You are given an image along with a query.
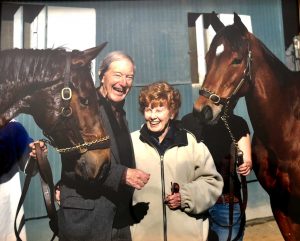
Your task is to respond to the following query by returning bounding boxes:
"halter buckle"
[209,94,221,104]
[61,87,72,100]
[79,146,88,154]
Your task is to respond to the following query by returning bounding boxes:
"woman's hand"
[165,192,181,210]
[237,133,252,176]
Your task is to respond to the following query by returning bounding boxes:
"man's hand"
[125,168,150,190]
[29,141,48,159]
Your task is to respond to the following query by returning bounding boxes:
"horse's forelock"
[213,25,246,53]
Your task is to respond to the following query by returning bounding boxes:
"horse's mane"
[0,48,68,86]
[0,48,70,119]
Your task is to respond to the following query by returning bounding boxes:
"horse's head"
[193,13,252,124]
[0,43,111,181]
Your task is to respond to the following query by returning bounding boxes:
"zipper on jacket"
[160,154,167,241]
[146,142,177,241]
[140,129,184,241]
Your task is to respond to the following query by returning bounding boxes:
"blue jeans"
[208,203,245,241]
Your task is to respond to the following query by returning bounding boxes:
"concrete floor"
[25,216,283,241]
[244,217,283,241]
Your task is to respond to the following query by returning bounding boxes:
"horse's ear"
[209,11,225,32]
[72,42,108,67]
[233,12,248,33]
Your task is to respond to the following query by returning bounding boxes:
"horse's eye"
[79,97,89,106]
[232,58,242,65]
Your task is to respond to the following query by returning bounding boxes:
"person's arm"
[237,133,252,176]
[179,137,223,215]
[98,156,150,193]
[6,121,35,175]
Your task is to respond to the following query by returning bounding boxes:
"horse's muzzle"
[75,149,110,181]
[193,106,213,123]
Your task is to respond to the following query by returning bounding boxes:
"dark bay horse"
[193,13,300,241]
[0,43,110,181]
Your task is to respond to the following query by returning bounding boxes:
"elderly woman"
[130,81,223,241]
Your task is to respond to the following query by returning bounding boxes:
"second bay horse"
[193,13,300,240]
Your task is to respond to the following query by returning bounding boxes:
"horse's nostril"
[96,160,110,182]
[202,106,213,121]
[76,158,89,179]
[193,106,212,123]
[79,159,86,168]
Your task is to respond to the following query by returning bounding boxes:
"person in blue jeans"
[182,110,252,241]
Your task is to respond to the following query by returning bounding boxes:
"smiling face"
[144,101,174,142]
[100,59,134,103]
[138,82,181,142]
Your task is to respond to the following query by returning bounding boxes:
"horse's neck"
[246,42,300,154]
[248,40,297,112]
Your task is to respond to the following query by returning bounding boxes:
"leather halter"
[42,53,110,154]
[199,48,252,106]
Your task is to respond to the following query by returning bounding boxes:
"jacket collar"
[139,120,188,147]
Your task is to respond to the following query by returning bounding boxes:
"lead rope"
[221,103,243,158]
[14,143,58,241]
[221,102,248,241]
